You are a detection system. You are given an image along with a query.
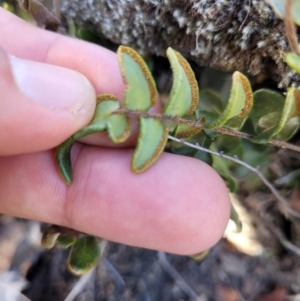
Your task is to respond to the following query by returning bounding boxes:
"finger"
[0,147,230,255]
[0,8,123,98]
[0,8,159,148]
[0,46,96,155]
[0,8,125,153]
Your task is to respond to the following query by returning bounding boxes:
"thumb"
[0,48,96,155]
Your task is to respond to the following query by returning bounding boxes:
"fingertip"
[65,149,230,254]
[9,55,97,118]
[136,153,231,255]
[0,51,96,155]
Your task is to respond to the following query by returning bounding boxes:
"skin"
[0,8,230,255]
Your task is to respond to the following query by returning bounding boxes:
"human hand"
[0,8,230,255]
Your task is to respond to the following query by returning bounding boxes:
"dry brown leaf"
[19,0,60,31]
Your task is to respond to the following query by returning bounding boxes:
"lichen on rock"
[11,0,300,88]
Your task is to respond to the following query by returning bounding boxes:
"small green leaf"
[278,116,300,140]
[56,94,129,184]
[41,226,61,249]
[196,90,223,139]
[68,236,100,276]
[215,135,243,156]
[55,138,75,185]
[106,113,131,143]
[174,116,204,138]
[164,47,199,117]
[56,234,77,249]
[41,225,79,249]
[132,118,168,173]
[210,143,238,192]
[278,88,300,140]
[118,46,157,111]
[194,149,213,166]
[204,72,253,129]
[223,86,253,130]
[230,203,242,232]
[189,250,209,261]
[212,156,237,193]
[251,88,300,143]
[286,52,300,73]
[250,89,284,137]
[194,140,238,192]
[265,0,300,26]
[196,90,223,120]
[171,140,199,157]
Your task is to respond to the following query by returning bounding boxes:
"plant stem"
[114,108,204,128]
[168,135,300,220]
[213,127,300,152]
[53,0,61,20]
[284,0,300,55]
[113,109,300,153]
[158,251,204,301]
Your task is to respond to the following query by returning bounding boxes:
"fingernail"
[9,56,96,114]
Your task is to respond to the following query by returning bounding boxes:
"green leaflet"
[203,72,253,129]
[56,234,77,249]
[276,87,300,135]
[107,112,131,143]
[223,90,253,131]
[196,90,223,139]
[265,0,300,26]
[41,226,100,275]
[173,90,221,138]
[118,46,157,111]
[193,139,238,192]
[68,236,101,276]
[210,143,237,192]
[41,225,77,249]
[189,250,209,261]
[164,47,199,117]
[171,139,199,157]
[251,88,300,143]
[278,88,300,140]
[250,89,284,141]
[174,116,204,139]
[56,94,130,184]
[278,115,300,141]
[194,148,213,166]
[196,90,223,120]
[215,135,243,157]
[286,52,300,73]
[132,118,168,173]
[91,95,131,143]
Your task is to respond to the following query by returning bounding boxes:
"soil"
[1,182,300,301]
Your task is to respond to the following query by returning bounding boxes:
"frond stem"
[113,109,300,153]
[284,0,300,55]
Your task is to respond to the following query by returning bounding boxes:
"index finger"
[0,8,123,98]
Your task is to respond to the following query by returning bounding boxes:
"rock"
[55,0,300,89]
